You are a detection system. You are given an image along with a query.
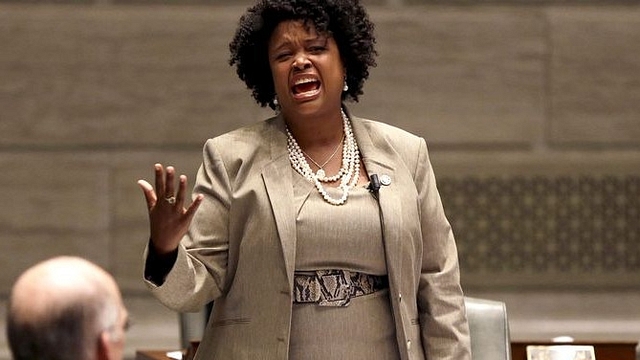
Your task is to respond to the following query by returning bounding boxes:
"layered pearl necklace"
[300,134,344,180]
[286,109,360,206]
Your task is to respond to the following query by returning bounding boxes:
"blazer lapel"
[261,115,297,289]
[351,115,404,281]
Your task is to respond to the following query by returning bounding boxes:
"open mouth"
[291,77,321,98]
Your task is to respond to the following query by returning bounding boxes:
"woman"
[138,0,471,359]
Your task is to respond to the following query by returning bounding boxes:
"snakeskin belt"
[293,270,388,307]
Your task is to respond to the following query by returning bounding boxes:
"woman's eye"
[309,46,326,53]
[275,52,292,61]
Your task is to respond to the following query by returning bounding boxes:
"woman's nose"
[292,54,311,70]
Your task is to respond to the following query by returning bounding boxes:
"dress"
[288,172,401,359]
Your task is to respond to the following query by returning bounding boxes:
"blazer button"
[406,340,412,350]
[398,293,402,302]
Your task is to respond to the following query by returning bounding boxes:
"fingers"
[154,163,165,198]
[139,164,202,248]
[175,175,188,207]
[164,166,176,200]
[137,180,158,209]
[184,194,204,220]
[152,163,177,201]
[144,164,193,210]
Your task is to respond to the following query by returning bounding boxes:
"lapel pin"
[380,174,392,186]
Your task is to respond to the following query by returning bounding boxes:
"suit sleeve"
[414,138,472,359]
[142,139,232,312]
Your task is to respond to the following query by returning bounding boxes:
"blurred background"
[1,0,639,358]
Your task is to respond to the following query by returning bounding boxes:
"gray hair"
[6,257,123,360]
[7,290,120,360]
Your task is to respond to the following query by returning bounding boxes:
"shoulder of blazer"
[354,116,423,146]
[201,115,286,179]
[205,115,282,152]
[352,115,426,171]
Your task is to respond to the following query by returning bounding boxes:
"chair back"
[465,296,512,360]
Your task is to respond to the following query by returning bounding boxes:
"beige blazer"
[144,109,471,360]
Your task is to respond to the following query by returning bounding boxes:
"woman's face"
[268,20,345,120]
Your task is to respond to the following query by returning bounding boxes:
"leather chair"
[179,303,211,349]
[465,296,512,360]
[179,296,512,360]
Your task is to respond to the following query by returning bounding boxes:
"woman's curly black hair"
[229,0,377,109]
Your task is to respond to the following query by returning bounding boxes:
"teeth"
[294,78,317,85]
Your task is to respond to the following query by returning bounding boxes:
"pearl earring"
[273,97,279,107]
[343,80,349,92]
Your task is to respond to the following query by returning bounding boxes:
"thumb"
[137,180,158,209]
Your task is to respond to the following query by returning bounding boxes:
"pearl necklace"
[286,109,360,205]
[300,134,345,180]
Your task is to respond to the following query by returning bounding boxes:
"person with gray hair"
[6,256,129,360]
